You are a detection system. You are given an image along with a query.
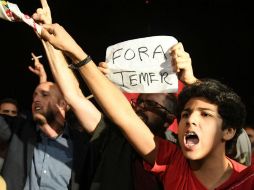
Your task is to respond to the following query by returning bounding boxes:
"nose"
[33,94,41,103]
[185,112,198,127]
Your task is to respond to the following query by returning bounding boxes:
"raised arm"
[33,0,101,133]
[40,24,157,164]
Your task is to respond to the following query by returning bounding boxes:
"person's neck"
[190,153,233,190]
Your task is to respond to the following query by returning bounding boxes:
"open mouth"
[35,106,41,112]
[184,131,199,149]
[33,103,43,113]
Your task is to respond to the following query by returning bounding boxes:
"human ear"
[222,128,236,141]
[59,99,67,109]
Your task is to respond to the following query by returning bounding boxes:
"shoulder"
[223,159,254,189]
[229,157,247,172]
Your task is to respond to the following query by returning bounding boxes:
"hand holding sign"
[106,36,178,93]
[0,0,42,34]
[170,42,198,85]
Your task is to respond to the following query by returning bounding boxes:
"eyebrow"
[183,107,217,113]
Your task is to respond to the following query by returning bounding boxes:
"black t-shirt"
[86,115,163,190]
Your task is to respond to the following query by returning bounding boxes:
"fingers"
[170,42,183,51]
[29,52,43,73]
[36,8,44,15]
[170,42,186,57]
[41,23,68,49]
[33,113,47,125]
[40,0,50,10]
[170,42,189,61]
[28,66,37,73]
[41,24,59,44]
[172,56,191,72]
[32,0,52,24]
[31,52,39,62]
[98,62,109,75]
[41,26,53,41]
[41,23,76,52]
[32,12,47,24]
[170,42,191,73]
[31,52,36,57]
[99,62,108,68]
[42,23,59,35]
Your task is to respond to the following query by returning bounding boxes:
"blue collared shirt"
[24,124,73,190]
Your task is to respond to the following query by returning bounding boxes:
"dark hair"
[177,79,246,152]
[0,98,19,111]
[165,93,178,116]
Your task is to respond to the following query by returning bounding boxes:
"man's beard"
[136,110,166,137]
[43,109,56,124]
[34,108,56,125]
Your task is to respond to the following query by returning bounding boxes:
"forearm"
[40,24,157,163]
[39,72,47,84]
[42,41,101,133]
[42,40,81,94]
[65,48,156,163]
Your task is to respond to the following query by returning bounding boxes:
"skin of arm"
[33,0,101,133]
[43,42,101,133]
[40,24,157,165]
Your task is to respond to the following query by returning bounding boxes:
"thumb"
[99,62,108,69]
[33,113,47,125]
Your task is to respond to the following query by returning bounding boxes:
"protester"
[40,22,254,189]
[0,98,18,117]
[31,1,203,189]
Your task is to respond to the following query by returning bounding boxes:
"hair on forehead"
[0,98,18,107]
[0,98,19,112]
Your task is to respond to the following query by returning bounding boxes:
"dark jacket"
[0,114,91,190]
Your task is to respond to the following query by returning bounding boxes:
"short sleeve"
[144,137,181,175]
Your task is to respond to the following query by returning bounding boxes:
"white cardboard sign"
[106,36,178,93]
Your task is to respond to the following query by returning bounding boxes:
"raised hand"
[170,42,198,84]
[41,23,85,62]
[32,0,52,25]
[33,113,59,138]
[28,52,47,83]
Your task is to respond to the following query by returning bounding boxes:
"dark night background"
[0,0,253,121]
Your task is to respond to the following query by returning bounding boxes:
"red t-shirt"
[144,138,254,190]
[123,92,139,102]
